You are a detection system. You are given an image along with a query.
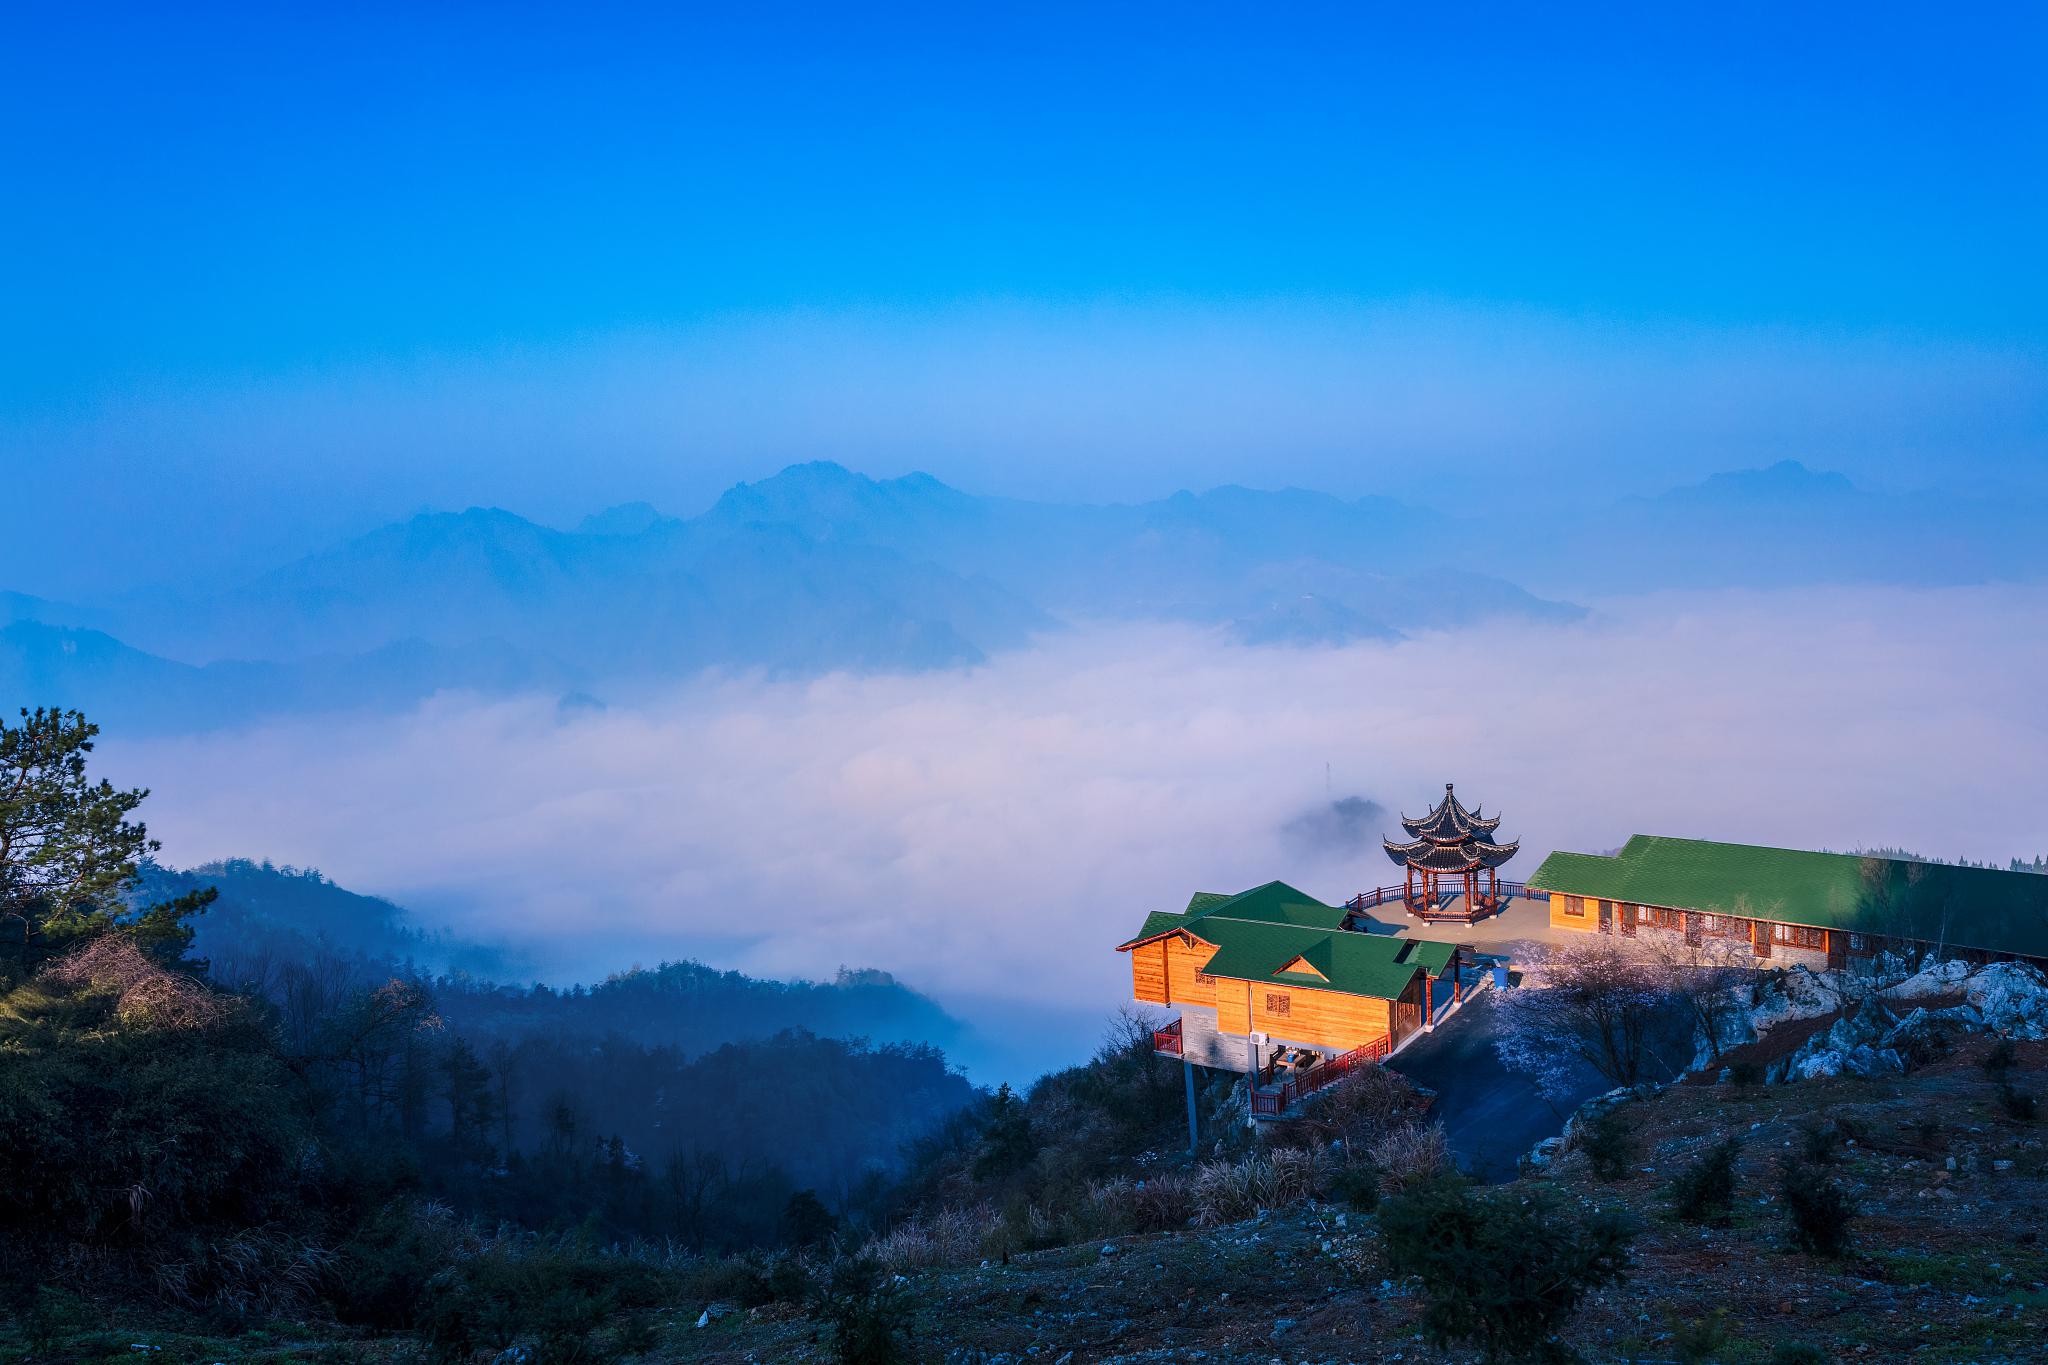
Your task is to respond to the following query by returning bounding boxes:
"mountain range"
[7,459,2040,732]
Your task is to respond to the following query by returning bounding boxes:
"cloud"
[98,583,2048,1078]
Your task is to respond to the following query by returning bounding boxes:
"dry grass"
[41,937,228,1031]
[1087,1171,1197,1233]
[1190,1147,1331,1225]
[1367,1121,1448,1189]
[153,1226,336,1316]
[862,1203,1002,1271]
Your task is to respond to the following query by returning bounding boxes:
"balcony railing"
[1152,1018,1183,1056]
[1345,879,1546,919]
[1249,1034,1391,1118]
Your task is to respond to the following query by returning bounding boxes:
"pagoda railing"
[1345,879,1547,915]
[1249,1035,1391,1117]
[1152,1018,1183,1057]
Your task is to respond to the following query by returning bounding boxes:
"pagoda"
[1383,783,1519,922]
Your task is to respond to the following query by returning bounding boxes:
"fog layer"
[102,585,2048,1079]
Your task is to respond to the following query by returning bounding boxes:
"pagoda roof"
[1400,783,1501,842]
[1527,835,2048,961]
[1117,881,1457,1000]
[1383,835,1521,872]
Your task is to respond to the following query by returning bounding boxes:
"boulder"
[1521,1135,1565,1173]
[1891,957,1974,1000]
[1750,966,1852,1032]
[1965,962,2048,1040]
[1690,989,1760,1071]
[1787,1044,1904,1081]
[1823,998,1898,1052]
[1879,1004,1983,1066]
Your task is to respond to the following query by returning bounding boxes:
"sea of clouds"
[102,583,2048,1079]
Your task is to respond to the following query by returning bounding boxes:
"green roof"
[1120,880,1457,1000]
[1528,835,2048,960]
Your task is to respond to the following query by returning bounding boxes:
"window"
[1264,992,1292,1017]
[1563,895,1587,917]
[1194,972,1216,987]
[1771,923,1825,949]
[1648,908,1682,930]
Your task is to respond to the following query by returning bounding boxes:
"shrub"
[415,1240,669,1365]
[1996,1080,2038,1122]
[1577,1107,1637,1181]
[328,1201,470,1329]
[685,1249,809,1308]
[1780,1163,1856,1257]
[1378,1176,1632,1364]
[809,1254,913,1365]
[1367,1122,1448,1190]
[1796,1119,1840,1166]
[1983,1038,2017,1075]
[1303,1065,1424,1148]
[1671,1309,1732,1365]
[1768,1344,1830,1365]
[1327,1162,1380,1212]
[1668,1138,1741,1226]
[784,1190,839,1249]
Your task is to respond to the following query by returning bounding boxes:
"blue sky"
[5,3,2046,596]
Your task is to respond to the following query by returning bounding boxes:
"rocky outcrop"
[1962,962,2048,1040]
[1702,956,2048,1086]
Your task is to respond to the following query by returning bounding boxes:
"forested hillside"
[0,707,983,1345]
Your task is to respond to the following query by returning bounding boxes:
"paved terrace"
[1365,892,1587,958]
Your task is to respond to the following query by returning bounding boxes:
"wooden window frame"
[1194,971,1216,987]
[1264,992,1292,1017]
[1771,923,1825,949]
[1563,895,1587,918]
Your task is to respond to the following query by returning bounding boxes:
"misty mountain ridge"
[135,855,967,1060]
[9,457,2037,732]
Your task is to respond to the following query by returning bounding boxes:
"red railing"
[1152,1018,1183,1056]
[1248,1035,1392,1117]
[1345,879,1546,917]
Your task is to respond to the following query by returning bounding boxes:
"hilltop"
[665,1038,2047,1364]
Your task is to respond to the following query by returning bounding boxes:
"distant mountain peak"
[1661,460,1859,504]
[706,461,976,537]
[577,501,666,537]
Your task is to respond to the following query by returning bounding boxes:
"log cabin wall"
[1245,980,1392,1052]
[1129,940,1168,1004]
[1549,891,1601,933]
[1163,933,1220,1006]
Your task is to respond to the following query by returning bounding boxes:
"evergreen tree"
[972,1083,1038,1180]
[0,707,210,985]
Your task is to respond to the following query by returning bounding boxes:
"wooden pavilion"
[1382,783,1520,923]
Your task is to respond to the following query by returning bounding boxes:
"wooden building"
[1118,881,1460,1086]
[1530,835,2048,970]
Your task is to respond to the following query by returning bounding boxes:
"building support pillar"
[1183,1056,1200,1155]
[1424,972,1435,1031]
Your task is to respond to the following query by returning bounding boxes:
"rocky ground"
[661,1037,2047,1365]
